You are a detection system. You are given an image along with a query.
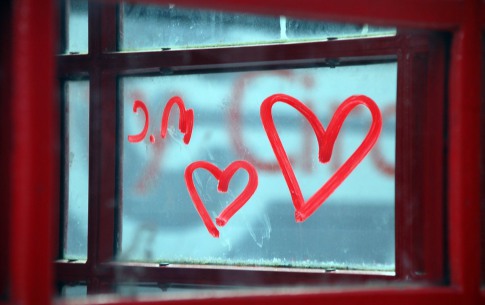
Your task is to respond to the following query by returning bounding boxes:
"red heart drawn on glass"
[184,160,258,238]
[260,93,382,222]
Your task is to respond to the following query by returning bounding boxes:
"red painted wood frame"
[2,1,483,305]
[55,1,446,290]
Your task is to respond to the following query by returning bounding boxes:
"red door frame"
[2,0,483,305]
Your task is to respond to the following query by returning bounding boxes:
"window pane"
[120,3,396,51]
[62,284,87,299]
[120,63,396,271]
[65,80,89,259]
[66,0,88,54]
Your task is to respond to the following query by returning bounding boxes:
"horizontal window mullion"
[57,54,92,76]
[94,262,394,287]
[58,36,402,74]
[55,261,89,283]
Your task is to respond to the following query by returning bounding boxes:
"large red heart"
[184,160,258,238]
[260,93,382,222]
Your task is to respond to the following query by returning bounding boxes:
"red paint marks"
[127,100,149,143]
[230,71,318,173]
[184,160,258,238]
[260,93,382,222]
[127,96,193,145]
[301,99,314,173]
[330,101,395,177]
[130,92,383,226]
[370,104,395,176]
[161,96,194,145]
[128,97,193,194]
[230,71,295,171]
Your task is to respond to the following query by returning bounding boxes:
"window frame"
[55,1,447,293]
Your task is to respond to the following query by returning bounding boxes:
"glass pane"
[120,3,396,51]
[66,0,88,54]
[120,62,396,272]
[62,284,87,299]
[65,80,89,259]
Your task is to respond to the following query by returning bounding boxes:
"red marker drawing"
[184,160,258,238]
[260,93,382,222]
[330,102,395,177]
[127,100,149,143]
[129,94,189,194]
[161,96,194,144]
[370,104,395,176]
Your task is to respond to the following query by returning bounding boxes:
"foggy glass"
[120,3,396,51]
[62,284,87,299]
[66,0,88,54]
[119,63,396,272]
[65,80,89,259]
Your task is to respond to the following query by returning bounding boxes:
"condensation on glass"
[119,63,397,272]
[64,80,89,260]
[120,3,396,51]
[66,0,88,54]
[62,284,87,299]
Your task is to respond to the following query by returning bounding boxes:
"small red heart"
[184,160,258,238]
[260,93,382,222]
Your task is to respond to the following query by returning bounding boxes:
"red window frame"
[55,1,447,290]
[1,0,483,304]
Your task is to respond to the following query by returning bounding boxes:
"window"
[2,0,483,304]
[56,1,448,296]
